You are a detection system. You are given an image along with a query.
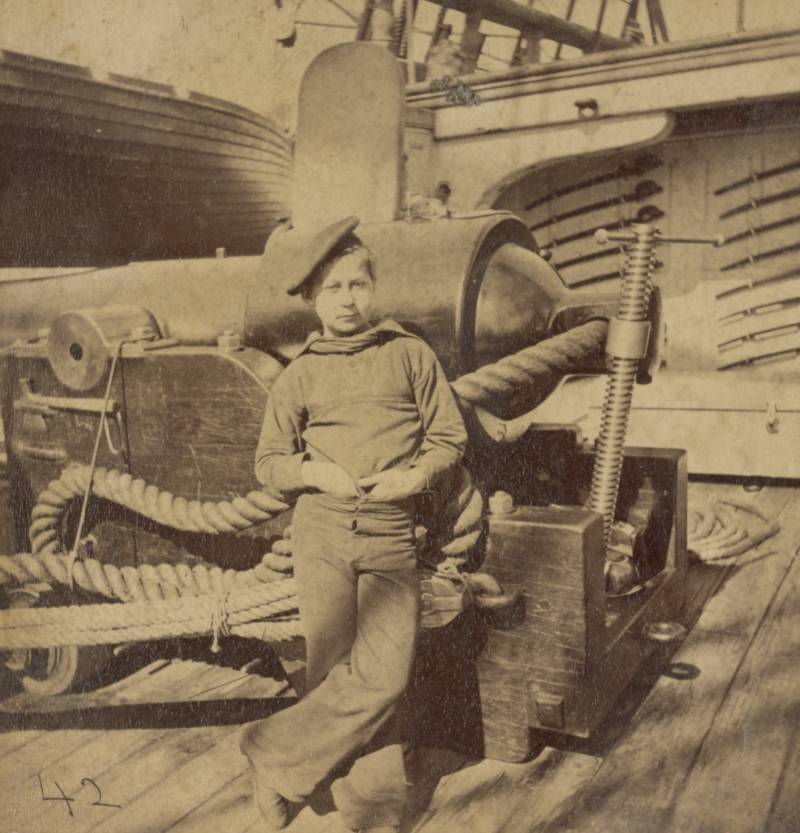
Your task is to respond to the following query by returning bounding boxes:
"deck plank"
[89,727,248,833]
[1,487,797,833]
[0,728,44,754]
[537,486,800,833]
[0,729,99,794]
[32,663,257,792]
[407,746,472,824]
[165,771,258,833]
[411,756,503,833]
[78,726,228,832]
[0,661,285,833]
[0,729,103,832]
[83,672,287,833]
[670,521,800,833]
[3,662,233,791]
[494,751,604,833]
[766,720,800,833]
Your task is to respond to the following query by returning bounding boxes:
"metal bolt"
[489,491,514,515]
[217,330,242,352]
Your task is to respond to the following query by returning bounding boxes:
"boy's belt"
[301,491,416,520]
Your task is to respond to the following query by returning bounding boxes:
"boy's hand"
[302,461,359,497]
[358,468,428,502]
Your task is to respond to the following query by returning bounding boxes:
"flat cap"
[263,215,360,295]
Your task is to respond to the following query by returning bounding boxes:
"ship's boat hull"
[0,49,292,265]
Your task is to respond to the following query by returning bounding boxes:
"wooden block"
[476,505,603,758]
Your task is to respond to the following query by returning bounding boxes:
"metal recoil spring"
[589,224,724,548]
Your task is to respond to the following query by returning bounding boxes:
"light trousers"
[241,492,420,830]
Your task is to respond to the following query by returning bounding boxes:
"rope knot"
[210,590,232,653]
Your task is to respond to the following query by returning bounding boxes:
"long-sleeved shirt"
[255,320,467,502]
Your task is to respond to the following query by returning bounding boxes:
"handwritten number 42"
[37,773,121,816]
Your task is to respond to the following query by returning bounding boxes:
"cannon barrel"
[1,213,614,398]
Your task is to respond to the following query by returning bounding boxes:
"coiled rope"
[0,464,482,650]
[688,495,779,561]
[30,465,290,557]
[2,322,606,652]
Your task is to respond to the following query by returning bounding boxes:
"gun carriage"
[0,42,692,763]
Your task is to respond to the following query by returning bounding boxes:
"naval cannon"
[0,42,687,763]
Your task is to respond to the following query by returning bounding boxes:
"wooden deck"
[1,482,799,833]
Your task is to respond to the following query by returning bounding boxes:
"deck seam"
[669,491,800,809]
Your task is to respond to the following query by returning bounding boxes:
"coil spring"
[393,0,407,57]
[589,224,656,547]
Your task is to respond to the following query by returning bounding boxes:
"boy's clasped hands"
[301,461,427,501]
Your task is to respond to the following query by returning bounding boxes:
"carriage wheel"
[2,584,112,697]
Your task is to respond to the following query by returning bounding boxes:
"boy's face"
[308,249,376,337]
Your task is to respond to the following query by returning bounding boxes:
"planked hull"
[0,50,292,265]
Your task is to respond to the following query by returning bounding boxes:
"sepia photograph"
[0,1,798,831]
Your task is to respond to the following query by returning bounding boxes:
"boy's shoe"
[252,777,291,831]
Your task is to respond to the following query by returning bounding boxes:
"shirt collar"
[297,318,413,356]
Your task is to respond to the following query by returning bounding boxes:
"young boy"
[241,216,468,833]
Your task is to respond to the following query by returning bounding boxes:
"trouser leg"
[294,529,358,693]
[241,514,357,793]
[240,501,419,830]
[330,566,419,830]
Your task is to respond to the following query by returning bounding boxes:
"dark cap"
[263,215,361,296]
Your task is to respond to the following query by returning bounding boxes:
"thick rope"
[451,320,608,412]
[6,322,609,651]
[688,496,779,561]
[4,466,481,650]
[31,465,289,554]
[0,579,302,649]
[423,464,484,559]
[29,462,482,572]
[0,547,291,604]
[31,464,482,558]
